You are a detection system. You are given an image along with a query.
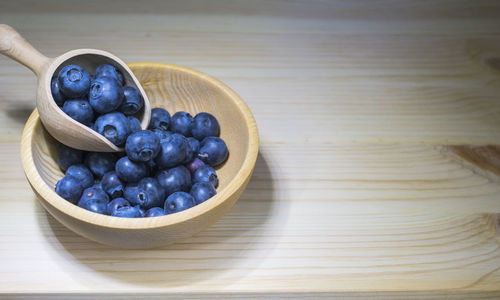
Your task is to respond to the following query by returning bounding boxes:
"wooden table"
[1,0,500,298]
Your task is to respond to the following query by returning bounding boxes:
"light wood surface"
[0,24,152,152]
[1,0,500,298]
[21,62,259,248]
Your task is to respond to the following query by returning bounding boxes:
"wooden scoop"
[0,24,151,152]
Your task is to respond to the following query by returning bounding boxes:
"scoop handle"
[0,24,50,77]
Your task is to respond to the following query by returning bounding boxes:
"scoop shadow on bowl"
[36,151,288,288]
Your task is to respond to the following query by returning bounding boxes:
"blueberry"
[94,112,131,146]
[183,137,200,164]
[61,99,94,126]
[148,108,171,131]
[156,165,191,196]
[57,64,91,98]
[128,116,142,133]
[192,165,218,187]
[152,128,172,142]
[111,205,144,218]
[101,171,124,198]
[185,158,205,174]
[145,207,165,217]
[115,157,148,183]
[123,183,139,202]
[164,192,195,214]
[51,77,66,106]
[58,144,85,172]
[125,130,160,162]
[155,133,187,169]
[78,186,109,214]
[128,177,165,209]
[119,86,144,115]
[107,197,130,215]
[170,111,193,136]
[198,137,228,166]
[84,152,117,179]
[66,164,94,189]
[190,182,216,205]
[89,76,124,114]
[94,64,124,85]
[55,176,83,204]
[191,112,219,140]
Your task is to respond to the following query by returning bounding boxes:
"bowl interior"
[32,63,252,223]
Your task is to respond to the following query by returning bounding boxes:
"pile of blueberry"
[53,65,228,218]
[51,63,145,146]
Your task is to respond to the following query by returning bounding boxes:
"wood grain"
[1,0,500,298]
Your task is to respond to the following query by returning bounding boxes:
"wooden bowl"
[20,63,259,249]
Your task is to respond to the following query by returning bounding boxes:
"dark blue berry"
[156,165,191,196]
[191,112,219,140]
[94,64,124,85]
[101,171,124,198]
[61,99,94,126]
[152,128,172,142]
[192,165,218,187]
[128,177,165,209]
[123,183,139,203]
[198,137,228,166]
[66,164,94,189]
[119,86,143,115]
[51,77,65,106]
[78,186,109,214]
[58,144,84,172]
[94,112,131,146]
[145,207,165,217]
[185,158,205,174]
[128,116,142,133]
[84,152,117,179]
[106,197,130,215]
[111,205,144,218]
[190,182,216,205]
[55,176,83,204]
[125,130,160,162]
[155,133,187,169]
[115,157,148,183]
[164,192,195,214]
[148,108,170,131]
[58,64,91,98]
[170,111,193,136]
[183,137,200,164]
[89,76,124,114]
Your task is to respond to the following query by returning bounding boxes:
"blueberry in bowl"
[21,63,258,248]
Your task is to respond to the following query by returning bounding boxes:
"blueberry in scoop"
[61,99,94,126]
[58,64,91,98]
[119,86,144,115]
[89,76,124,114]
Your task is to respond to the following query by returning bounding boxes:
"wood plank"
[1,0,500,296]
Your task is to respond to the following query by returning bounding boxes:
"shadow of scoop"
[38,151,289,288]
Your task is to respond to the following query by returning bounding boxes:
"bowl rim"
[21,62,259,229]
